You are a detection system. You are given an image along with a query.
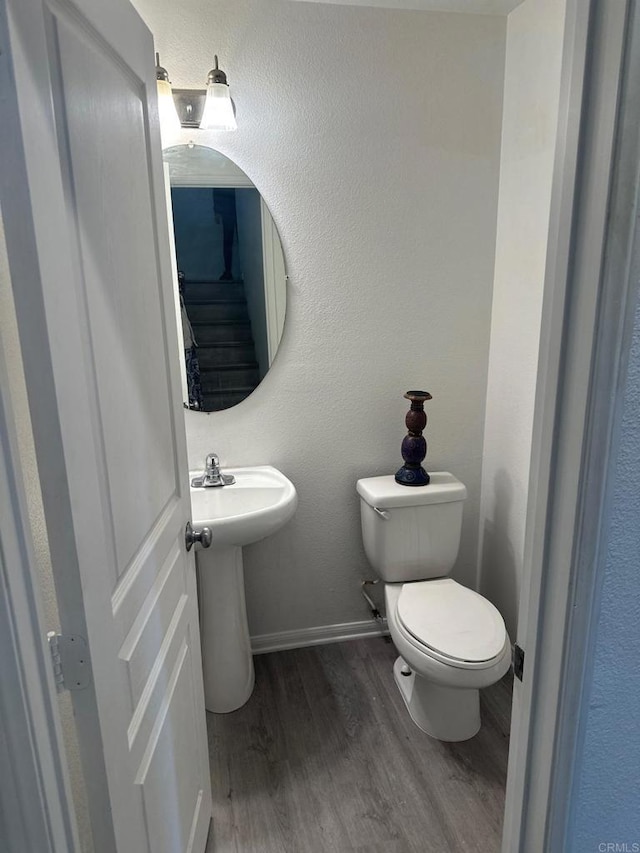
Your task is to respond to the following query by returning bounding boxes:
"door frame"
[0,0,637,851]
[0,313,80,852]
[502,0,639,849]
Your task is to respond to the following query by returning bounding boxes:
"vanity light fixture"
[156,54,237,135]
[200,56,237,131]
[155,52,181,142]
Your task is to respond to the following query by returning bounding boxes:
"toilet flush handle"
[373,506,390,520]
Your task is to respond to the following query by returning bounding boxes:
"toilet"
[357,471,511,741]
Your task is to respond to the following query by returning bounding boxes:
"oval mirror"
[163,145,287,412]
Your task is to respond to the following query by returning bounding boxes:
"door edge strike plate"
[513,643,525,681]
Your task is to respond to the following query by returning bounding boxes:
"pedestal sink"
[190,466,297,713]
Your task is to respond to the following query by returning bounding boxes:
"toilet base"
[393,656,481,741]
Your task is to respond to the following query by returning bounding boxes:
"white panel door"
[0,0,212,851]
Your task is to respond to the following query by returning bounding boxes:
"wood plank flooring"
[206,637,512,853]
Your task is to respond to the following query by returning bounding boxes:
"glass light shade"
[199,82,237,131]
[157,79,181,143]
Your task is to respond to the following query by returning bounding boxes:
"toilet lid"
[397,578,506,663]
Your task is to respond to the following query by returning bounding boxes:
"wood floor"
[206,637,512,853]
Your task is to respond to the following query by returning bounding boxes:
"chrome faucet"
[191,453,236,488]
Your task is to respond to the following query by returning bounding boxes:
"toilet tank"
[356,472,467,583]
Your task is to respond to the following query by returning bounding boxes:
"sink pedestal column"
[197,545,255,713]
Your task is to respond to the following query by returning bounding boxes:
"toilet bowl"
[357,471,511,741]
[385,580,511,740]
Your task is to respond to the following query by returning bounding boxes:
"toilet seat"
[396,578,506,669]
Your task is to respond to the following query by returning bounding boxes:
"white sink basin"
[190,465,297,714]
[190,465,297,547]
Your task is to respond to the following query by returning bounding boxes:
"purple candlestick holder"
[395,390,432,487]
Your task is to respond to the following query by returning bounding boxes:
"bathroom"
[152,4,558,844]
[147,0,558,665]
[4,0,633,851]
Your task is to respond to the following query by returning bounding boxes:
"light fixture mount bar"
[172,89,207,128]
[160,54,236,131]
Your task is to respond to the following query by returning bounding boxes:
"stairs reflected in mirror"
[183,278,260,411]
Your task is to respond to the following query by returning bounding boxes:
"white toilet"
[357,471,511,742]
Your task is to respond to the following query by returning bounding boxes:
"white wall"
[133,0,506,638]
[477,0,566,640]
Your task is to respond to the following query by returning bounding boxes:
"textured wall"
[567,297,640,851]
[133,0,506,637]
[477,0,565,639]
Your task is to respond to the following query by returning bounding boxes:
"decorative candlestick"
[395,390,432,487]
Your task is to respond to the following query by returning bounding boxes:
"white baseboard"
[251,618,389,655]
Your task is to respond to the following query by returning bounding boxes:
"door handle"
[185,520,212,551]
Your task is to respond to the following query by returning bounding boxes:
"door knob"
[185,521,212,551]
